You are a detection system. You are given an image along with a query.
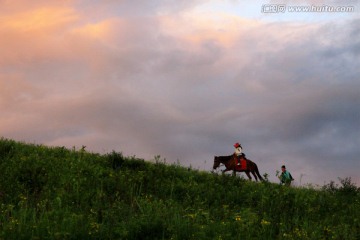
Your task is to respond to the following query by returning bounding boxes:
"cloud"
[0,0,359,186]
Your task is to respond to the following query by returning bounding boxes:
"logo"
[262,4,286,13]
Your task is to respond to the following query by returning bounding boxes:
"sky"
[1,0,359,187]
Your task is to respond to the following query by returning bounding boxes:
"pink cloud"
[0,0,359,186]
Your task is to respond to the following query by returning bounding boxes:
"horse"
[212,155,264,182]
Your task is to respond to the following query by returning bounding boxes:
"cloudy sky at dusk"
[1,0,359,186]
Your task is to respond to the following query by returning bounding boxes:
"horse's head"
[213,155,233,170]
[213,156,221,170]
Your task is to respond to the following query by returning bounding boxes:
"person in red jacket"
[234,142,246,166]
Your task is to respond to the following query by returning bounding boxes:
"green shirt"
[280,170,293,185]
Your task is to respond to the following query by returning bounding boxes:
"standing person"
[234,142,246,166]
[278,165,294,186]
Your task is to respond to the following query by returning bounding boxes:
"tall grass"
[0,137,359,239]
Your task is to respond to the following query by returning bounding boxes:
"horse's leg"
[232,170,236,177]
[245,171,252,181]
[251,171,258,182]
[249,161,264,181]
[255,166,264,181]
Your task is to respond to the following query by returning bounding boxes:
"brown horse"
[213,155,264,181]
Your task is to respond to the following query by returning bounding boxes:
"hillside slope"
[0,138,359,239]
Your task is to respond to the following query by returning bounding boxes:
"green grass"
[0,137,359,239]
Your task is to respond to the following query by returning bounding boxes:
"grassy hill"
[0,138,359,239]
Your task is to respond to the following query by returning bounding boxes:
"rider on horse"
[234,142,247,167]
